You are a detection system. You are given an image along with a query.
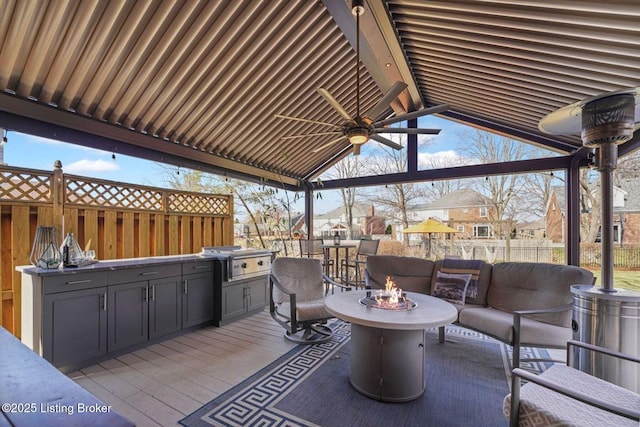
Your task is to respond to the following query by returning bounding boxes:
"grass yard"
[586,268,640,292]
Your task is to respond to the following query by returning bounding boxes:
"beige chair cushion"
[504,364,640,427]
[487,262,593,327]
[278,301,331,322]
[271,257,325,305]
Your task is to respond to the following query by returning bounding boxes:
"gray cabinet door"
[246,278,267,313]
[149,276,182,339]
[108,281,148,352]
[182,271,215,328]
[43,287,107,369]
[221,283,246,320]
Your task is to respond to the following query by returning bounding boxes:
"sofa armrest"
[514,303,573,317]
[512,303,573,368]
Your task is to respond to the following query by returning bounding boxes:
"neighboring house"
[313,204,386,239]
[546,179,640,244]
[407,188,496,239]
[518,217,547,239]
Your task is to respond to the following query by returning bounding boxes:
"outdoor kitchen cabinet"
[107,264,182,352]
[182,260,215,329]
[43,286,108,369]
[20,257,215,372]
[38,272,109,370]
[218,277,268,325]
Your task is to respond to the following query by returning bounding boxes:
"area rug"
[180,322,551,427]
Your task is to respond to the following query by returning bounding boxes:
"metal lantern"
[30,226,62,269]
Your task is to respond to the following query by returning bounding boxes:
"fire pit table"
[325,289,457,402]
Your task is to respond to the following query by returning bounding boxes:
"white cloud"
[419,150,468,168]
[64,159,119,174]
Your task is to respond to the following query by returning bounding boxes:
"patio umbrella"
[402,219,458,256]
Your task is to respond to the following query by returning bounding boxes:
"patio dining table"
[321,243,356,283]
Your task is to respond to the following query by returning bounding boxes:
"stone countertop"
[325,290,458,330]
[16,253,220,277]
[0,326,134,427]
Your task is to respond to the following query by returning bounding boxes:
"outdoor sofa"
[364,255,595,367]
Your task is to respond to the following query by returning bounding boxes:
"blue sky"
[1,116,473,213]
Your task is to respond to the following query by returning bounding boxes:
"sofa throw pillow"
[432,271,472,305]
[441,258,484,299]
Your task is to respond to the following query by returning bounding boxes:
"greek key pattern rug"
[180,322,550,427]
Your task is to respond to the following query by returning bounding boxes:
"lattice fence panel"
[168,192,230,215]
[0,170,52,203]
[66,178,164,211]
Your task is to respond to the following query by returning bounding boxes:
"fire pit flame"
[360,276,417,310]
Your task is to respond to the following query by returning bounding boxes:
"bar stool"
[341,239,379,288]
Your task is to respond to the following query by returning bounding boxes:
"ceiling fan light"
[351,0,365,16]
[347,128,368,145]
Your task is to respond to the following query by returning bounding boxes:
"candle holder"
[30,226,62,269]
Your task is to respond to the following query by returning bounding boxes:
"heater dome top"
[539,86,640,136]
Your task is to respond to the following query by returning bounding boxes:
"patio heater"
[539,87,640,392]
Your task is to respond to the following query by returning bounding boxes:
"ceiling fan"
[276,0,449,155]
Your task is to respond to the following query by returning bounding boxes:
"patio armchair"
[505,340,640,427]
[270,257,350,344]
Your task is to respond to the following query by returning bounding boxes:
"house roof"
[317,203,374,219]
[0,1,639,189]
[419,188,490,210]
[550,178,640,215]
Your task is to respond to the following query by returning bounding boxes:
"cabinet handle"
[67,279,91,285]
[183,280,188,294]
[192,265,208,270]
[141,271,159,276]
[151,285,155,301]
[103,292,107,311]
[143,286,148,302]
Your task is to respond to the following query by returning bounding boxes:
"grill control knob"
[241,262,247,269]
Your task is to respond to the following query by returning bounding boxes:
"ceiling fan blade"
[317,88,355,123]
[281,131,343,140]
[370,133,403,150]
[374,128,441,135]
[373,104,450,127]
[275,114,342,129]
[364,81,408,122]
[311,136,348,153]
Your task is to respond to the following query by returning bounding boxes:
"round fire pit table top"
[325,290,457,330]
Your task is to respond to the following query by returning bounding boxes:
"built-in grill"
[202,246,272,281]
[203,246,273,327]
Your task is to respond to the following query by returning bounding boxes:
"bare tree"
[156,164,301,253]
[580,168,601,243]
[420,151,466,200]
[361,135,430,243]
[323,155,362,239]
[459,129,535,238]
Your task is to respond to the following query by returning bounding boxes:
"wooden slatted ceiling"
[0,0,639,185]
[385,0,640,150]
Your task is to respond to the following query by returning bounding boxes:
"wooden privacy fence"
[0,161,233,337]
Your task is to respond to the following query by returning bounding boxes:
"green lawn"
[585,268,640,293]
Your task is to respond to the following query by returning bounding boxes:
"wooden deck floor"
[67,311,297,427]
